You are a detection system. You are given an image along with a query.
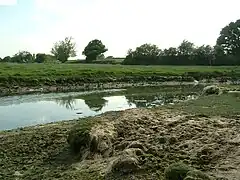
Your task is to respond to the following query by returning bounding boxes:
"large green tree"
[11,51,33,63]
[216,19,240,55]
[178,40,195,55]
[51,37,76,63]
[123,44,161,65]
[82,39,107,62]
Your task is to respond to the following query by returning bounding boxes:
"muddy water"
[0,85,203,130]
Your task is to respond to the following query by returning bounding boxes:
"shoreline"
[0,78,238,97]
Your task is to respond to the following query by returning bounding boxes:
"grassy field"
[0,63,239,88]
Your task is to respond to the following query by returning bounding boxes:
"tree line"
[0,19,240,65]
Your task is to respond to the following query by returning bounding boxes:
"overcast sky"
[0,0,239,58]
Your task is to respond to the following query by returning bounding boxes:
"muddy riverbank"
[1,77,239,97]
[1,92,240,179]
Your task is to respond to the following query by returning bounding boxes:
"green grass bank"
[0,63,240,87]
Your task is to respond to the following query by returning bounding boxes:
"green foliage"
[217,19,240,56]
[51,37,76,63]
[82,39,108,62]
[97,53,105,60]
[178,40,195,56]
[2,56,11,62]
[35,53,57,63]
[11,51,34,63]
[163,47,178,56]
[123,44,162,65]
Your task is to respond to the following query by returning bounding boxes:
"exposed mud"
[0,78,237,97]
[1,107,240,179]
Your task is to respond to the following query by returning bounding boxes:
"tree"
[178,40,195,55]
[193,45,214,65]
[82,39,107,62]
[123,44,161,65]
[163,47,178,56]
[51,37,76,63]
[216,19,240,56]
[11,51,33,63]
[0,57,2,62]
[36,53,57,63]
[97,53,105,60]
[2,56,11,62]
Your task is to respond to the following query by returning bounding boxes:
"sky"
[0,0,239,59]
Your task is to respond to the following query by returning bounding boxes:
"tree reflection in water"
[54,93,107,112]
[55,96,77,110]
[82,95,107,112]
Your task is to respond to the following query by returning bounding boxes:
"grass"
[0,63,239,88]
[170,92,240,117]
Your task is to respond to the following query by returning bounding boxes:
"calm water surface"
[0,85,202,130]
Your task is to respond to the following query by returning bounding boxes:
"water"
[0,85,202,130]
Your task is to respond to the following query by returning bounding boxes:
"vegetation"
[217,19,240,56]
[35,53,57,63]
[82,39,108,63]
[1,19,240,66]
[0,63,239,89]
[51,37,76,63]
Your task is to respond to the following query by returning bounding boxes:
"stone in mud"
[115,141,130,151]
[158,136,167,144]
[164,162,191,180]
[110,155,139,173]
[124,148,144,157]
[108,148,143,174]
[184,170,211,180]
[202,85,221,95]
[127,141,146,151]
[138,127,146,134]
[169,136,178,144]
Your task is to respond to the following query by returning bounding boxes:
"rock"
[138,127,146,134]
[127,141,146,151]
[202,85,221,96]
[169,136,178,144]
[158,136,167,144]
[164,162,191,180]
[14,171,23,176]
[115,141,129,151]
[110,155,139,173]
[184,170,211,180]
[124,148,144,157]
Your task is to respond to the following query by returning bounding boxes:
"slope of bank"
[0,63,240,96]
[1,93,240,180]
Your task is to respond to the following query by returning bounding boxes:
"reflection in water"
[0,84,208,130]
[55,96,77,110]
[84,97,107,111]
[54,94,108,111]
